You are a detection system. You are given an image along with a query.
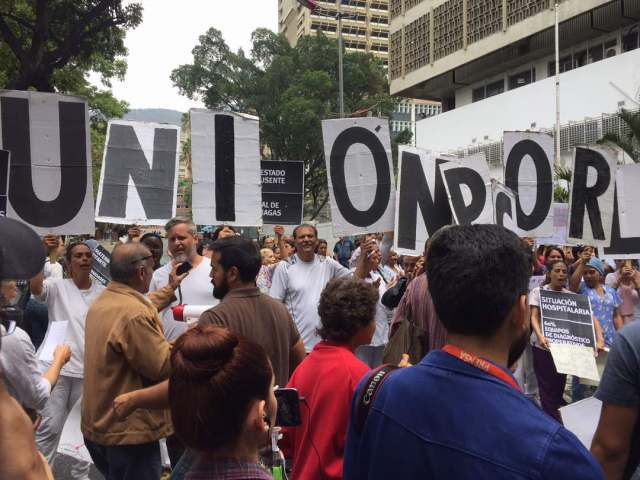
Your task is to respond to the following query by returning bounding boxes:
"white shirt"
[43,259,63,280]
[270,254,350,351]
[364,270,392,347]
[36,278,104,378]
[0,327,51,410]
[149,258,218,341]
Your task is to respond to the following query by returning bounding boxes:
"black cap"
[0,218,45,280]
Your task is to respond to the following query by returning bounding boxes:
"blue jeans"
[84,438,161,480]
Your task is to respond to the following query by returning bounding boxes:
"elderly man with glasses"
[81,242,187,480]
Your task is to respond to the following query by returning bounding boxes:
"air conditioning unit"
[605,43,620,58]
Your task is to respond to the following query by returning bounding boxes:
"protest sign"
[603,192,640,259]
[615,163,640,239]
[548,343,600,382]
[536,203,569,246]
[191,109,262,226]
[503,131,554,237]
[0,90,94,234]
[90,245,111,287]
[261,160,304,225]
[491,180,520,236]
[58,399,92,464]
[95,121,180,225]
[322,118,395,236]
[440,154,493,226]
[568,146,617,247]
[395,146,452,255]
[560,397,602,449]
[539,289,596,348]
[0,150,7,217]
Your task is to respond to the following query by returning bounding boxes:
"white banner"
[95,120,180,225]
[0,90,94,234]
[191,109,262,226]
[616,163,640,239]
[503,131,554,237]
[322,118,395,236]
[394,146,453,255]
[567,145,617,247]
[491,180,521,236]
[439,154,493,226]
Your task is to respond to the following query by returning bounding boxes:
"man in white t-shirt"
[270,224,371,352]
[149,217,220,341]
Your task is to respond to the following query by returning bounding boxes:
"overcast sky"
[91,0,278,112]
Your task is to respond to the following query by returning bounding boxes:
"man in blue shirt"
[343,224,603,479]
[333,237,355,268]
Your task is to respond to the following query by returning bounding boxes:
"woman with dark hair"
[170,325,276,480]
[30,240,105,477]
[530,259,604,422]
[140,233,164,270]
[605,260,640,324]
[282,277,378,480]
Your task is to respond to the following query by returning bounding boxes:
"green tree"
[598,108,640,162]
[0,0,141,196]
[172,28,392,220]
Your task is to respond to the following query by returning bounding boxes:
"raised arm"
[570,250,591,293]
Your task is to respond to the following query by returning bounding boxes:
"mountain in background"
[123,108,184,126]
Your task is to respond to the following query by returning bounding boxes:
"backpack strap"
[355,364,400,434]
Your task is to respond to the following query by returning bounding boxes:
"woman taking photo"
[170,325,277,480]
[530,260,604,423]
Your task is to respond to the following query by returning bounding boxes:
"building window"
[472,86,486,103]
[574,49,587,68]
[486,79,504,97]
[588,44,604,63]
[548,56,571,76]
[622,29,639,52]
[508,69,533,90]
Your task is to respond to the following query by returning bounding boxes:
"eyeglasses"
[130,255,153,265]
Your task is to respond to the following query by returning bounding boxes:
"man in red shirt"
[283,277,378,479]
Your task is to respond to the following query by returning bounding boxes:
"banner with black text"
[261,160,304,225]
[191,109,262,226]
[95,120,180,225]
[0,90,94,234]
[322,118,395,236]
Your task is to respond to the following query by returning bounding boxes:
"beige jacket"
[81,282,174,445]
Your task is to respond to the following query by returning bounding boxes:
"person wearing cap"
[570,250,623,349]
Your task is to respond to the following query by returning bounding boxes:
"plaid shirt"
[185,458,273,480]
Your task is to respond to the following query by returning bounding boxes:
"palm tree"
[599,108,640,162]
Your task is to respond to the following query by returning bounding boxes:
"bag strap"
[355,364,400,434]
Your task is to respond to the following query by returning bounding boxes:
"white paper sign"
[439,154,493,226]
[616,163,640,239]
[38,321,68,362]
[57,398,92,463]
[548,343,600,381]
[394,147,453,256]
[95,121,181,225]
[0,90,94,234]
[190,109,262,226]
[568,146,617,247]
[322,118,396,236]
[559,397,602,449]
[536,203,569,246]
[503,131,554,237]
[491,180,521,236]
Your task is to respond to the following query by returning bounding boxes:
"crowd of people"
[1,215,640,479]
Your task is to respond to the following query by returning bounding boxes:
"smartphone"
[176,262,193,276]
[275,388,301,427]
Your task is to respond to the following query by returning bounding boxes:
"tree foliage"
[172,28,393,220]
[0,0,140,196]
[598,108,640,162]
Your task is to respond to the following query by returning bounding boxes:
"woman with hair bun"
[170,325,277,480]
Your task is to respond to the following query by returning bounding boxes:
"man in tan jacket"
[82,242,184,480]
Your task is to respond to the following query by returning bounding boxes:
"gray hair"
[110,243,151,284]
[164,216,197,235]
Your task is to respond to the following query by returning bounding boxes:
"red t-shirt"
[282,341,370,480]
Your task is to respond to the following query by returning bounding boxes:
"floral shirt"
[579,282,622,347]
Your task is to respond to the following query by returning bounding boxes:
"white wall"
[416,48,640,152]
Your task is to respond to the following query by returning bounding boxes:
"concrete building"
[391,98,442,143]
[279,0,391,63]
[387,0,640,153]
